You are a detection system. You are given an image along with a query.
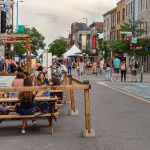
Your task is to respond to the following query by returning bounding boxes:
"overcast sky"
[17,0,119,47]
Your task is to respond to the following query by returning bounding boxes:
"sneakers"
[21,129,26,134]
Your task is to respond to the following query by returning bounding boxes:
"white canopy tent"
[22,52,37,57]
[63,45,82,58]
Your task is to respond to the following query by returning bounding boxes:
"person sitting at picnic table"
[11,72,25,98]
[17,78,36,134]
[34,72,50,112]
[35,72,50,96]
[0,92,10,124]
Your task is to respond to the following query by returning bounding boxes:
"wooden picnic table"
[0,96,58,103]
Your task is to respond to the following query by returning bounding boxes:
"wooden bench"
[0,112,59,134]
[0,96,60,134]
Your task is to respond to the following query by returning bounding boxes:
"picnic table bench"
[0,96,60,134]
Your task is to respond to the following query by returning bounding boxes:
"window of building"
[128,3,130,15]
[122,8,125,21]
[131,1,132,15]
[146,0,147,10]
[142,0,145,11]
[79,34,82,42]
[126,4,127,17]
[145,22,147,35]
[140,0,143,12]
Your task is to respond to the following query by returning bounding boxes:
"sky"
[17,0,119,47]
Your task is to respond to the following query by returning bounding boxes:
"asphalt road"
[0,74,150,150]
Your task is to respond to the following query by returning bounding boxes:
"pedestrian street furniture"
[64,75,95,138]
[0,81,94,137]
[0,95,59,134]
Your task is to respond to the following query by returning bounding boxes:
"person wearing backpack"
[130,56,138,82]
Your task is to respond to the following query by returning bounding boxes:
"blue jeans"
[106,67,111,80]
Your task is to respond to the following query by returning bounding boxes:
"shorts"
[114,68,119,74]
[19,107,36,115]
[131,70,137,76]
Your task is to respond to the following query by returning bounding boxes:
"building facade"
[116,0,125,39]
[0,0,13,33]
[110,7,117,41]
[70,22,87,46]
[103,11,111,41]
[90,22,103,52]
[137,0,150,38]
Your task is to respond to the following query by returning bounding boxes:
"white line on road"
[97,82,150,104]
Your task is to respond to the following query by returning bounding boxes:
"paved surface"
[0,72,150,150]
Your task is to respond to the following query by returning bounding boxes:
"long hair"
[18,77,33,102]
[36,72,44,85]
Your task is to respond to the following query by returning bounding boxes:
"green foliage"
[14,27,46,57]
[121,20,145,37]
[110,40,132,55]
[14,43,26,57]
[135,38,150,56]
[117,20,149,56]
[97,38,111,59]
[25,27,46,54]
[48,38,68,57]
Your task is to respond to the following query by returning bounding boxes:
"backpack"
[134,61,138,69]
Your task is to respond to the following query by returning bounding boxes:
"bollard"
[82,80,95,138]
[140,65,144,83]
[68,75,79,116]
[64,75,70,103]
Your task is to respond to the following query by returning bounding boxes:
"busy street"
[0,0,150,150]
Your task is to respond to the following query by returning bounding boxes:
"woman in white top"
[78,57,85,81]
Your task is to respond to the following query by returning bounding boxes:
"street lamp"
[16,0,24,32]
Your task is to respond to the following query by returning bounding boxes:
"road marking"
[97,82,150,104]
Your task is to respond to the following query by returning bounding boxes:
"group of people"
[0,60,63,134]
[0,54,24,73]
[98,55,139,82]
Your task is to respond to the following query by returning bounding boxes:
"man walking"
[66,58,72,75]
[113,55,121,81]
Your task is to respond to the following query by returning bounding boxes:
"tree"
[121,19,145,37]
[25,27,46,54]
[48,38,68,57]
[97,38,111,59]
[14,27,46,57]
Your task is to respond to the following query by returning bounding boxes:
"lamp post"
[16,0,23,32]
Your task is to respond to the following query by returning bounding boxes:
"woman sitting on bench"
[18,78,36,134]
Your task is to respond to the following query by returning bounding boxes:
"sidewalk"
[92,72,150,101]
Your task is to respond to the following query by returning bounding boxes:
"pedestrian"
[86,59,92,75]
[120,60,127,82]
[113,55,121,81]
[11,72,25,97]
[72,59,78,75]
[17,78,36,134]
[105,59,112,81]
[78,57,85,81]
[130,56,138,82]
[66,58,72,75]
[99,58,104,76]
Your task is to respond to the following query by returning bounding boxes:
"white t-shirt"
[79,62,84,72]
[100,60,104,68]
